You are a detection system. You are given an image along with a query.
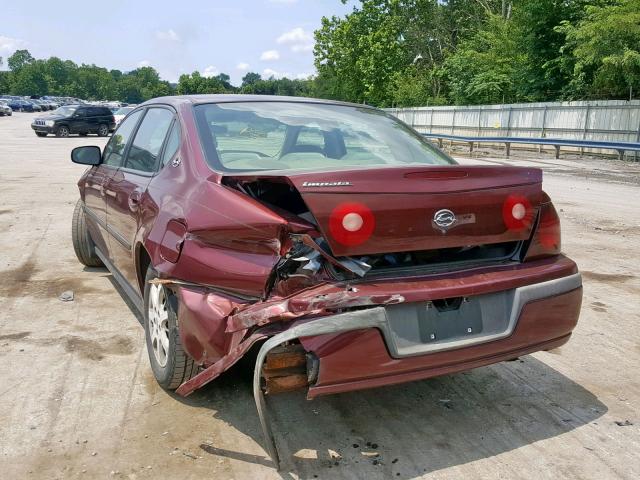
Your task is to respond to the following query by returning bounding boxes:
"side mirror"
[71,146,102,166]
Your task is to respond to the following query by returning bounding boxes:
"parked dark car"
[34,99,54,111]
[31,105,115,137]
[7,99,39,112]
[70,95,582,468]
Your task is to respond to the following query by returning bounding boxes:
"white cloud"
[202,65,219,78]
[262,68,284,79]
[236,62,250,71]
[0,35,27,55]
[137,60,151,68]
[277,27,312,45]
[156,29,181,42]
[295,72,312,80]
[260,50,280,61]
[276,27,314,54]
[292,43,314,53]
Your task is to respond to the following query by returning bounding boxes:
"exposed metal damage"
[164,230,406,399]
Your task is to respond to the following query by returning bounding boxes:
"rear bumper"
[251,271,582,469]
[308,286,581,397]
[255,272,582,398]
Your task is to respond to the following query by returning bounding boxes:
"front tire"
[56,125,70,137]
[71,199,103,267]
[144,267,199,390]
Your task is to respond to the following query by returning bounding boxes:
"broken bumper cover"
[253,272,582,469]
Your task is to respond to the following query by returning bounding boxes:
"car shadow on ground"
[107,273,606,478]
[174,347,606,479]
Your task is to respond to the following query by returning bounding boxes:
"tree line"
[315,0,640,106]
[0,50,315,103]
[1,0,638,107]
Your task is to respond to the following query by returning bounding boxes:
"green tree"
[176,71,233,94]
[7,49,34,72]
[241,72,262,88]
[11,59,49,95]
[556,0,640,99]
[444,15,529,104]
[314,1,408,106]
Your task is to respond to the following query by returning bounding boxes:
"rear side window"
[125,108,174,172]
[161,122,181,167]
[103,110,143,167]
[295,127,325,153]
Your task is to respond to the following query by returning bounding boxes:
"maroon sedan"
[71,95,582,467]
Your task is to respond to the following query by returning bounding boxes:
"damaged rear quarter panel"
[145,179,288,298]
[175,286,242,365]
[134,105,297,366]
[145,180,286,365]
[143,183,290,362]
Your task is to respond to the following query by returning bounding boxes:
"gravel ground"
[1,112,639,480]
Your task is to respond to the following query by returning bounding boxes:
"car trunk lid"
[223,165,543,257]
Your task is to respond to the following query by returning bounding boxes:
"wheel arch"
[136,242,152,295]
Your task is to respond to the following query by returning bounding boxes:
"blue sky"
[0,0,353,85]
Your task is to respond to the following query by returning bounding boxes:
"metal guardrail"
[423,133,640,160]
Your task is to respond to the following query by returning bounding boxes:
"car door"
[71,107,89,133]
[106,107,175,292]
[83,109,144,260]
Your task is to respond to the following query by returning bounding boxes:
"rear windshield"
[194,101,454,172]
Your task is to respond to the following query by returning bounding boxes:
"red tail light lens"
[525,201,561,260]
[502,195,535,231]
[329,202,375,246]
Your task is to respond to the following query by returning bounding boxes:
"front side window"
[103,110,143,167]
[125,108,174,172]
[194,102,454,172]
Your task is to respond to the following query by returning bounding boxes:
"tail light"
[329,202,375,246]
[524,198,561,261]
[502,194,534,231]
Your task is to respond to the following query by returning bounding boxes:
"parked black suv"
[31,105,115,137]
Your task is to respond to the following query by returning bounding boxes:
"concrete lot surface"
[1,112,639,479]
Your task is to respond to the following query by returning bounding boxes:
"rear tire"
[97,124,109,137]
[71,199,103,267]
[144,267,199,390]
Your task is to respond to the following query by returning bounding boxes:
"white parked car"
[0,100,13,116]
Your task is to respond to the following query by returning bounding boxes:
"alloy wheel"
[148,283,170,367]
